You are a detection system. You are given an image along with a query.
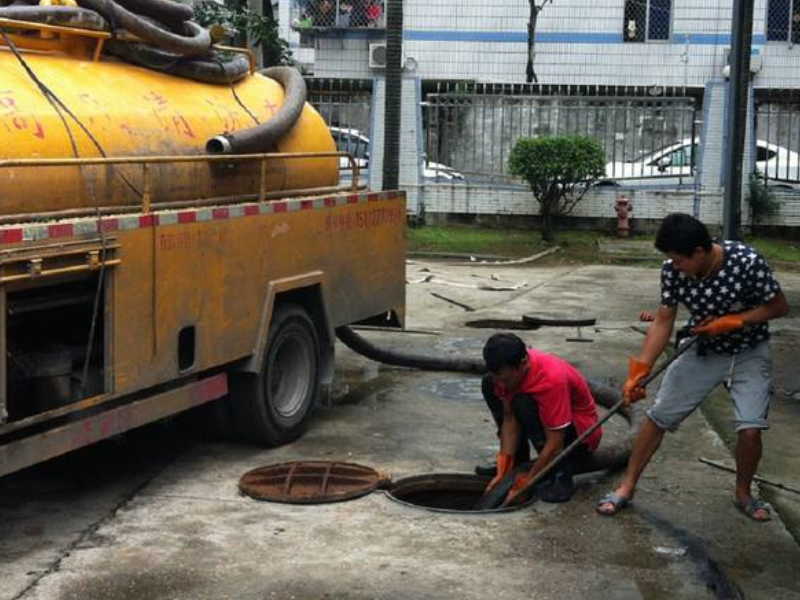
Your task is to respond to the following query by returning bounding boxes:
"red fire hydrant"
[615,195,632,237]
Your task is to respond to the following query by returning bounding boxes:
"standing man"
[596,213,789,521]
[480,333,602,505]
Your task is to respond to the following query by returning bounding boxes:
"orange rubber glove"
[485,452,514,491]
[511,471,532,494]
[622,357,651,403]
[692,314,745,336]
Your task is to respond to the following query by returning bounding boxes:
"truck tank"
[0,42,338,217]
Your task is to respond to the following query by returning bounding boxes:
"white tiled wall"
[303,0,800,88]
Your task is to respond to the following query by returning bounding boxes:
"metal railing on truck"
[0,151,363,223]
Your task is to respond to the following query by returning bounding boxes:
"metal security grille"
[422,83,697,185]
[766,0,800,43]
[291,0,385,29]
[306,78,372,180]
[755,91,800,185]
[623,0,671,42]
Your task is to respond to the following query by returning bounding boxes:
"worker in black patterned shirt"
[596,213,789,521]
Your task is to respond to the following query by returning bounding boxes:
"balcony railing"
[291,0,386,31]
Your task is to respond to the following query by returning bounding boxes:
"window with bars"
[767,0,800,43]
[291,0,385,30]
[623,0,671,42]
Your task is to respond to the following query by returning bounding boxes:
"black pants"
[481,375,590,474]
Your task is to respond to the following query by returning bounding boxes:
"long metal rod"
[502,336,699,506]
[698,457,800,496]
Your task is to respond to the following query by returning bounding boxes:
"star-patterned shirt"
[660,240,782,355]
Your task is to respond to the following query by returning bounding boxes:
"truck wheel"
[231,304,320,446]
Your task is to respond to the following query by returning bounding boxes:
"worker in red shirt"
[478,333,602,504]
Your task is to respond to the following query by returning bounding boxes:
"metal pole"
[382,0,403,191]
[723,0,755,240]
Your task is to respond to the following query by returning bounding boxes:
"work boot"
[538,469,575,503]
[474,462,497,477]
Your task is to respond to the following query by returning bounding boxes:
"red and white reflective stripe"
[0,191,403,245]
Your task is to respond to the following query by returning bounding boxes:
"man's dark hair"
[654,213,712,256]
[483,333,527,372]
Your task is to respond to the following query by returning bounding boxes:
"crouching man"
[480,333,602,505]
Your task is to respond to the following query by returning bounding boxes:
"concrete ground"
[2,262,799,600]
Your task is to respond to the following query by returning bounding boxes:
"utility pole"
[723,0,755,240]
[382,0,403,191]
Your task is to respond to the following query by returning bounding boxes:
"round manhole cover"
[239,461,387,504]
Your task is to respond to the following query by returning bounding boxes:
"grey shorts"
[646,340,771,432]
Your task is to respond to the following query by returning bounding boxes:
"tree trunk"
[540,202,555,242]
[526,3,539,83]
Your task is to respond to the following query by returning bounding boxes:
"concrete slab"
[2,263,799,600]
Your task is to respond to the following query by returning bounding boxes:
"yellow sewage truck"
[0,12,405,476]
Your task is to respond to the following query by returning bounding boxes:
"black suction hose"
[335,326,487,374]
[0,5,107,30]
[112,0,192,26]
[206,66,307,154]
[105,40,251,84]
[77,0,210,57]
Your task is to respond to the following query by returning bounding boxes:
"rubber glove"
[692,314,745,336]
[485,452,514,491]
[622,357,651,403]
[503,471,534,506]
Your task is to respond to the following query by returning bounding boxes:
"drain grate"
[239,461,387,504]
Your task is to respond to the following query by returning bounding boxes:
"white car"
[330,126,465,183]
[599,138,800,189]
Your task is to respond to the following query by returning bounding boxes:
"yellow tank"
[0,43,338,216]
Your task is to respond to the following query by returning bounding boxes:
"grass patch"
[407,225,800,269]
[407,225,603,263]
[744,236,800,265]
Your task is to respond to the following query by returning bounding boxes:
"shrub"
[508,135,605,242]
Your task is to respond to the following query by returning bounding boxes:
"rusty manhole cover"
[239,461,387,504]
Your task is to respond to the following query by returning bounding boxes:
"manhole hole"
[386,473,531,514]
[239,461,387,504]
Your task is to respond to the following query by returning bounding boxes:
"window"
[292,0,385,30]
[756,145,777,162]
[623,0,671,42]
[767,0,800,43]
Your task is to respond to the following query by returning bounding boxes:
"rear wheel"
[231,304,320,446]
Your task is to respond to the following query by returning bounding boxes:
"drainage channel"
[238,461,530,514]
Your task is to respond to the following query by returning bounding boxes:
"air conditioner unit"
[369,43,387,69]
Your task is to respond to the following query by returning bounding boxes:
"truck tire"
[231,304,320,446]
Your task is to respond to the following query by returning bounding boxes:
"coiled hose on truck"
[335,325,644,474]
[0,0,249,84]
[0,0,309,152]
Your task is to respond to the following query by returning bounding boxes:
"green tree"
[508,135,606,242]
[194,0,292,67]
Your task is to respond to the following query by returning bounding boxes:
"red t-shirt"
[493,348,602,451]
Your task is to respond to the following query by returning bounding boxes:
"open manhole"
[239,462,528,513]
[386,473,531,514]
[239,461,388,504]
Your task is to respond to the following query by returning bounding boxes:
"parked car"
[598,138,800,189]
[330,126,465,184]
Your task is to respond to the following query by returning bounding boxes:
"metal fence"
[755,90,800,186]
[422,83,698,186]
[291,0,385,30]
[306,78,373,179]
